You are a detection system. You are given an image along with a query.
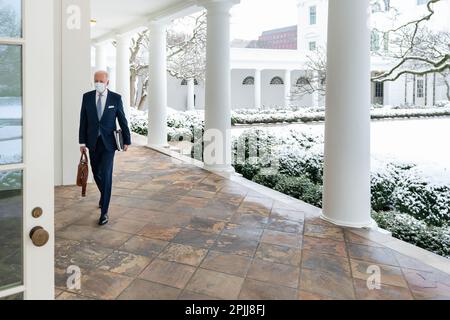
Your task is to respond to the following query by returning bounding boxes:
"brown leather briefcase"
[76,151,89,197]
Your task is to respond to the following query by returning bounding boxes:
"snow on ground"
[1,98,22,164]
[0,97,22,118]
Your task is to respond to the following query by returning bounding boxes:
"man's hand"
[80,146,87,154]
[124,145,129,152]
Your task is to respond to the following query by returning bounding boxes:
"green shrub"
[372,211,450,258]
[274,175,323,207]
[252,171,280,189]
[238,159,264,180]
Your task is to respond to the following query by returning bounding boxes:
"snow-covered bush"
[230,106,450,125]
[129,108,148,136]
[372,211,450,258]
[371,163,450,227]
[393,176,450,227]
[231,128,279,166]
[370,163,414,212]
[435,101,450,108]
[278,148,324,184]
[130,108,204,142]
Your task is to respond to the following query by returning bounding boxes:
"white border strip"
[0,285,25,299]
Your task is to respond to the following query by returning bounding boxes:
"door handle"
[29,226,50,247]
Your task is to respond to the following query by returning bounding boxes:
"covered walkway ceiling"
[91,0,201,42]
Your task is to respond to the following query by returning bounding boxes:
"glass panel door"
[0,0,24,300]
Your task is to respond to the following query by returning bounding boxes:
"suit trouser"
[89,137,115,216]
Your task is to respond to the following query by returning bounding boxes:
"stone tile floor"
[54,146,450,300]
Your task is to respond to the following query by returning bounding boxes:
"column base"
[203,164,236,176]
[147,143,170,149]
[320,213,378,230]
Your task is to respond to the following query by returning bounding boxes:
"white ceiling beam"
[92,0,203,44]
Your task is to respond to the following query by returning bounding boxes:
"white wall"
[231,69,255,109]
[155,66,446,111]
[384,77,406,106]
[261,70,286,108]
[167,74,205,111]
[297,0,328,54]
[55,0,92,186]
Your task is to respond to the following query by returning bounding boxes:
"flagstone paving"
[54,146,450,300]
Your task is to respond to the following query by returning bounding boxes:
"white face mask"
[95,82,107,94]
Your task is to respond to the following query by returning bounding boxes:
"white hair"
[94,70,109,80]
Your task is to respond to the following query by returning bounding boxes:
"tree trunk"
[138,95,147,111]
[440,73,450,101]
[130,70,137,108]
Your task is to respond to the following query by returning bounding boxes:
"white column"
[200,0,240,172]
[254,69,261,109]
[187,78,195,110]
[148,21,168,147]
[284,69,291,107]
[322,0,374,228]
[95,43,107,71]
[115,33,131,119]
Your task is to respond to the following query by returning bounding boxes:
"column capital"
[93,42,105,49]
[197,0,240,11]
[147,19,168,29]
[114,32,133,43]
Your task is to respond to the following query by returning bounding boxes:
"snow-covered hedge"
[130,105,450,134]
[371,163,450,227]
[231,106,450,125]
[130,108,204,142]
[372,211,450,258]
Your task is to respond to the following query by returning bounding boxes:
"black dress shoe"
[98,214,109,226]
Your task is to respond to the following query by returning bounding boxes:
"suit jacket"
[79,90,132,152]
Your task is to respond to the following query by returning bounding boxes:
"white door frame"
[0,0,55,300]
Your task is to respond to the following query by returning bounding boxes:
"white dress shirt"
[80,89,108,147]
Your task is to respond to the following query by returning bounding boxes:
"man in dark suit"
[79,71,131,226]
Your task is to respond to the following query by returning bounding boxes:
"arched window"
[296,77,310,86]
[181,79,199,85]
[270,76,284,85]
[242,76,255,85]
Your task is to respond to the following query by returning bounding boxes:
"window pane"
[0,44,22,165]
[0,292,23,300]
[0,170,23,291]
[0,0,22,38]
